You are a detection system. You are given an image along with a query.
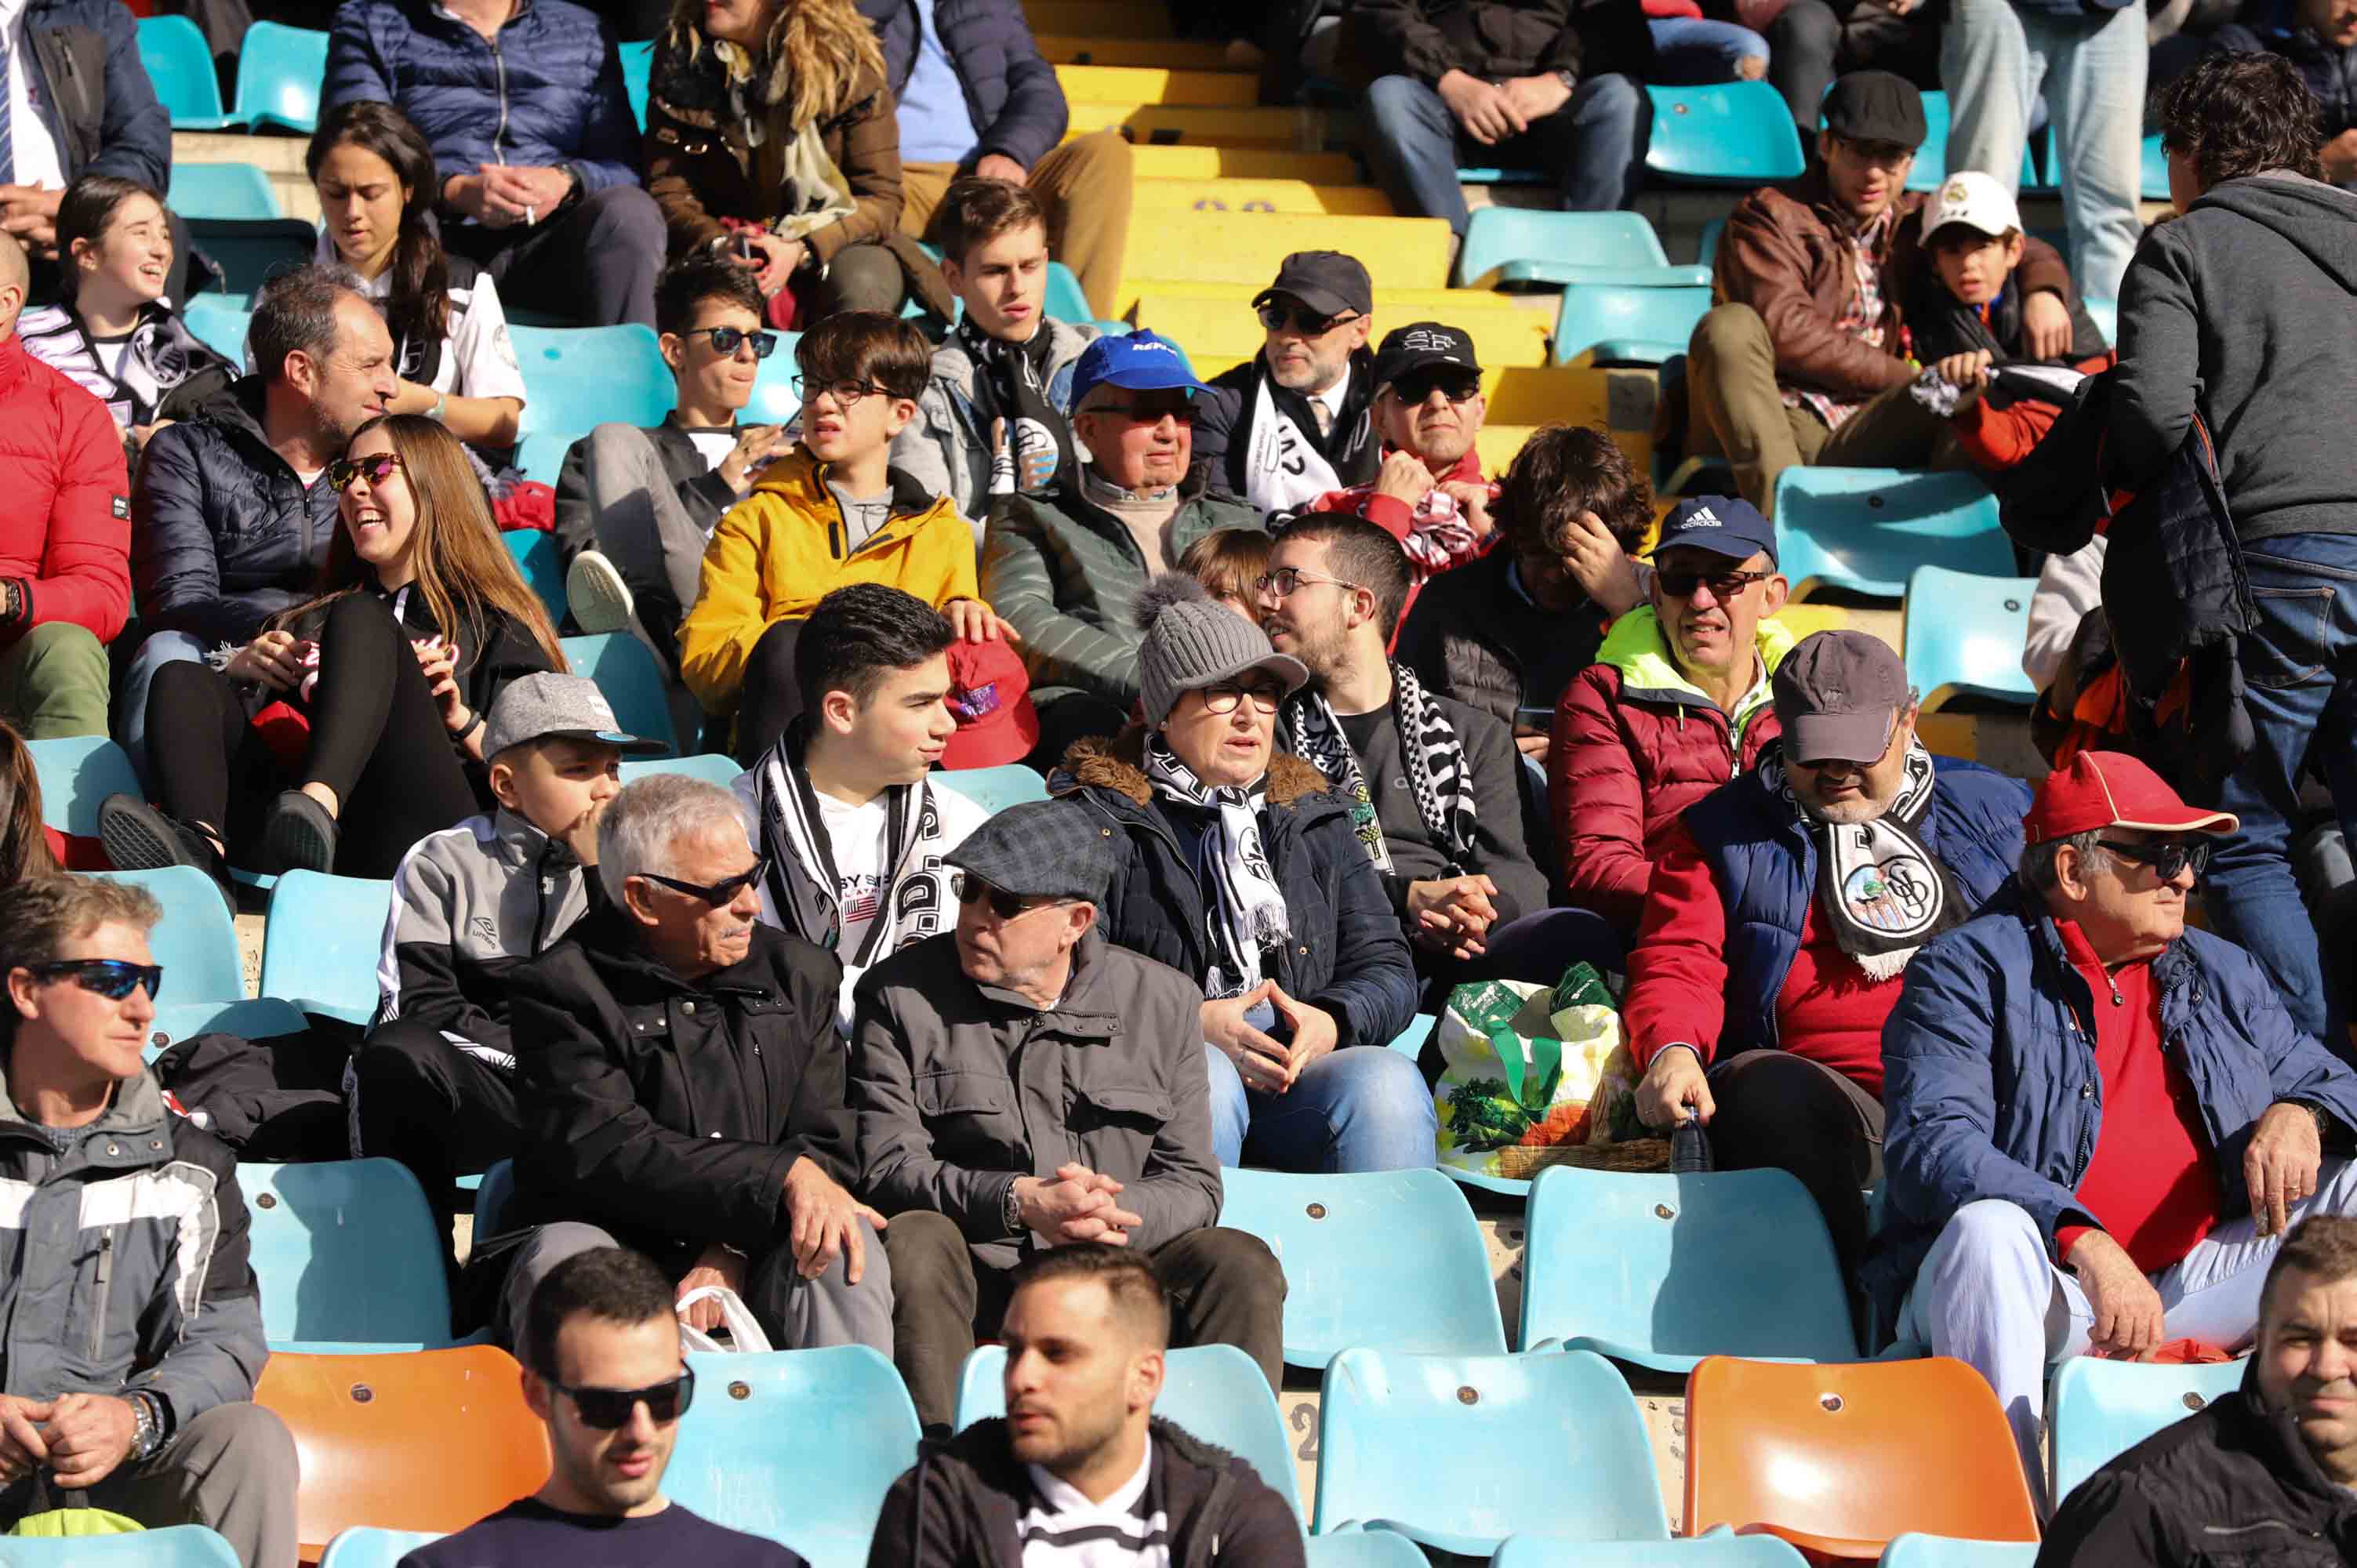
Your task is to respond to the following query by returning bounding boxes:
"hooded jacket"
[1548,606,1795,935]
[677,446,981,715]
[0,1066,268,1435]
[866,1416,1305,1568]
[855,0,1073,176]
[0,331,133,650]
[890,316,1100,540]
[2111,171,2357,543]
[1393,545,1617,730]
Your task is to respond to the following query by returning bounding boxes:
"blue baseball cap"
[1650,494,1778,568]
[1070,329,1210,408]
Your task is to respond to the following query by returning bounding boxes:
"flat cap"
[946,798,1119,905]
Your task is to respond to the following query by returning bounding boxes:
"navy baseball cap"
[1650,494,1778,568]
[1070,329,1210,408]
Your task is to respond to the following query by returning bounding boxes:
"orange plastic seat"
[1683,1356,2040,1559]
[256,1345,551,1562]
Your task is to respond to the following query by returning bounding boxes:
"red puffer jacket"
[0,332,130,646]
[1548,607,1796,935]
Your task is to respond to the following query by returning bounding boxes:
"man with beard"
[1621,630,2029,1290]
[1192,252,1382,518]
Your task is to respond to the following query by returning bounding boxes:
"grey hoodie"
[889,316,1099,543]
[2113,172,2357,541]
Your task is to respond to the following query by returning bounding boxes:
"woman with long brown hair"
[103,416,565,887]
[0,721,56,887]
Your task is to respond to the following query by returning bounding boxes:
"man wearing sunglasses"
[1877,750,2357,1509]
[1191,251,1382,517]
[0,875,296,1565]
[410,1246,801,1566]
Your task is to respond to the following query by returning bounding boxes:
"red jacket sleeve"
[16,387,131,644]
[1549,667,1654,932]
[1620,820,1734,1069]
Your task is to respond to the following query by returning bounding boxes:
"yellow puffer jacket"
[678,446,982,713]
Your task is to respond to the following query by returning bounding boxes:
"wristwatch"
[1555,68,1578,91]
[1002,1178,1025,1237]
[128,1392,165,1461]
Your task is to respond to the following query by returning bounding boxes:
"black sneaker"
[99,794,233,909]
[262,790,340,876]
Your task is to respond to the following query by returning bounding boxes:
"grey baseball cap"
[482,672,667,761]
[1772,630,1911,764]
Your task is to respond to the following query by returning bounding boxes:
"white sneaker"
[565,549,634,635]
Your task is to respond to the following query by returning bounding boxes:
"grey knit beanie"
[1135,573,1307,728]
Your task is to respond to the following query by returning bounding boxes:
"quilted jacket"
[0,333,133,648]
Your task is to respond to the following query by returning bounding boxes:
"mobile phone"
[736,234,757,262]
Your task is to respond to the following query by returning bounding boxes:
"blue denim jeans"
[1647,16,1770,83]
[1202,1042,1437,1173]
[114,629,208,788]
[2204,532,2357,1050]
[1362,71,1653,238]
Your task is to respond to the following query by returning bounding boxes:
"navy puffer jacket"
[23,0,171,194]
[322,0,643,198]
[855,0,1068,172]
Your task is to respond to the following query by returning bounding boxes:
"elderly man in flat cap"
[847,799,1287,1432]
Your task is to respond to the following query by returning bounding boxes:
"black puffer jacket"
[1393,544,1614,730]
[507,903,854,1278]
[855,0,1069,172]
[129,376,339,648]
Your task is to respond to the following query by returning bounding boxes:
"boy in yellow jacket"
[680,310,1011,759]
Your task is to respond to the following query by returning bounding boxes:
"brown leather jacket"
[1712,169,2074,403]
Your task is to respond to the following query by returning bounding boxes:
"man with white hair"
[491,774,892,1354]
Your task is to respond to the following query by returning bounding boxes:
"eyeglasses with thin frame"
[953,873,1070,922]
[1197,680,1284,717]
[637,858,769,907]
[682,325,779,359]
[2097,837,2213,882]
[1656,567,1772,600]
[1388,370,1482,407]
[547,1368,697,1429]
[328,452,402,492]
[790,376,896,407]
[1253,566,1363,601]
[1258,303,1363,336]
[26,959,163,1002]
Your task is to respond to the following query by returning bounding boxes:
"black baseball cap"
[1372,321,1483,391]
[1251,251,1373,321]
[1821,71,1927,150]
[1650,495,1778,568]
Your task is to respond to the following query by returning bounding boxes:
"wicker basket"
[1480,1138,1672,1178]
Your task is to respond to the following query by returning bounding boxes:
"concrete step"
[1066,100,1308,148]
[1116,209,1455,311]
[1128,146,1360,183]
[1036,34,1241,70]
[1055,64,1258,107]
[1134,177,1393,216]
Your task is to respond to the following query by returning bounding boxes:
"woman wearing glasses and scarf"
[1052,574,1431,1174]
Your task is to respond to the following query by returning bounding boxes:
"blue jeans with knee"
[1362,72,1652,237]
[2203,532,2357,1051]
[1647,16,1770,83]
[115,629,208,788]
[1203,1042,1436,1173]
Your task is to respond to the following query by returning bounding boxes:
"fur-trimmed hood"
[1053,724,1334,808]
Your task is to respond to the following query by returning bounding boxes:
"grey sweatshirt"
[2112,172,2357,541]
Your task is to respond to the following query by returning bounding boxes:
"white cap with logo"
[1923,169,2022,241]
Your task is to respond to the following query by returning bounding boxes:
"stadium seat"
[2085,296,2117,347]
[2047,1355,2247,1508]
[1698,216,1726,269]
[622,753,744,788]
[257,870,394,1025]
[1519,1164,1858,1372]
[1455,209,1707,291]
[182,295,252,364]
[171,163,284,222]
[1902,568,2039,711]
[2143,132,2170,201]
[258,1345,550,1558]
[2,1526,242,1563]
[665,1346,920,1568]
[27,734,140,838]
[1313,1347,1669,1552]
[1883,91,2038,193]
[139,16,243,130]
[1879,1539,2039,1568]
[1491,1534,1810,1566]
[231,21,330,132]
[1683,1355,2040,1557]
[747,337,804,425]
[1307,1532,1433,1567]
[1389,1012,1436,1059]
[1645,82,1805,184]
[956,1344,1301,1519]
[318,1529,444,1567]
[503,528,568,626]
[93,866,244,1003]
[186,218,316,298]
[147,997,307,1061]
[510,325,675,437]
[516,430,578,487]
[936,761,1048,814]
[1553,284,1712,366]
[620,38,656,130]
[471,1157,517,1238]
[1772,468,2013,601]
[241,1159,455,1348]
[1044,262,1091,325]
[563,633,680,757]
[1218,1167,1506,1367]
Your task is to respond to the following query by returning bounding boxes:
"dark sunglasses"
[328,452,402,492]
[28,959,164,1001]
[1657,568,1772,600]
[953,873,1064,922]
[1389,370,1481,406]
[2097,837,2213,881]
[1091,401,1197,425]
[1257,303,1361,336]
[638,858,768,907]
[684,325,778,358]
[550,1368,696,1429]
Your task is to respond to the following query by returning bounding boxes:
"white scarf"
[750,729,955,966]
[1145,731,1291,999]
[1760,739,1967,981]
[1241,373,1343,515]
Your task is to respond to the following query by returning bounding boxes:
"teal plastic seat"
[1901,567,2038,712]
[1879,1538,2040,1567]
[2047,1355,2247,1508]
[619,39,656,131]
[1389,1013,1436,1059]
[1492,1534,1810,1566]
[257,870,393,1024]
[1553,284,1712,366]
[2,1526,242,1563]
[564,633,679,756]
[1044,262,1090,324]
[1847,90,2036,193]
[318,1528,443,1567]
[93,867,243,1003]
[939,761,1048,814]
[2142,132,2169,201]
[503,528,567,626]
[956,1344,1302,1520]
[516,430,579,486]
[1698,216,1726,269]
[1454,209,1706,290]
[746,336,804,426]
[1645,82,1804,184]
[239,1159,454,1347]
[181,296,252,364]
[665,1346,921,1568]
[231,21,329,132]
[621,753,743,788]
[2085,296,2117,347]
[1519,1164,1858,1373]
[510,325,674,436]
[139,16,243,129]
[147,998,308,1063]
[1218,1167,1506,1367]
[1771,468,2011,601]
[1313,1348,1669,1554]
[26,734,140,837]
[170,163,283,221]
[1309,1532,1432,1567]
[472,1157,517,1238]
[186,218,316,296]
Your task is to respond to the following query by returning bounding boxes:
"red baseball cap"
[939,638,1039,771]
[2021,751,2240,846]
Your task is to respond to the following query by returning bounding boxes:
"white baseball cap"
[1923,170,2021,241]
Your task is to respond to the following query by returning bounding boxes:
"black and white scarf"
[1761,739,1967,982]
[956,315,1074,497]
[1280,661,1476,877]
[750,726,956,967]
[1144,731,1291,1000]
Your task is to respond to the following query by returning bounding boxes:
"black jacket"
[1394,544,1612,730]
[130,376,340,648]
[1191,348,1382,514]
[21,0,173,196]
[507,904,854,1277]
[856,0,1070,173]
[1903,270,2108,368]
[2215,24,2357,161]
[1349,0,1653,91]
[2038,1363,2357,1566]
[867,1417,1306,1568]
